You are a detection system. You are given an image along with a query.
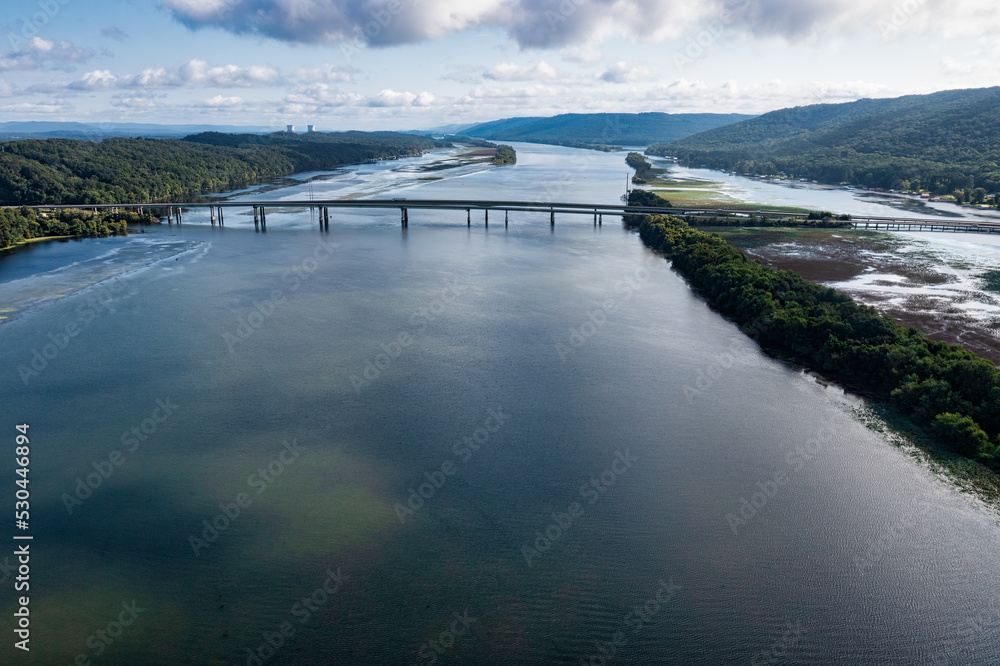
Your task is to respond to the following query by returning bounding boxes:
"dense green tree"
[647,87,1000,195]
[0,131,455,245]
[625,188,1000,468]
[0,132,451,207]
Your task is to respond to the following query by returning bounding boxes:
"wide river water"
[1,143,999,665]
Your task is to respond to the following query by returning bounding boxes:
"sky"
[0,0,998,131]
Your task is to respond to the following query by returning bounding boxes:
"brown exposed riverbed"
[712,227,1000,364]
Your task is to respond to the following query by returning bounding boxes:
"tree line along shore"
[0,132,515,250]
[626,189,1000,474]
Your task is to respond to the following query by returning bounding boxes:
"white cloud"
[599,61,650,83]
[560,43,603,63]
[101,26,129,42]
[157,0,1000,53]
[285,83,364,109]
[485,61,557,81]
[110,94,162,109]
[1,100,72,114]
[71,60,284,90]
[368,89,435,107]
[69,69,118,90]
[177,60,280,87]
[294,63,355,83]
[0,37,95,71]
[201,94,244,108]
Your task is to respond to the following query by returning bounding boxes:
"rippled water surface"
[1,144,999,665]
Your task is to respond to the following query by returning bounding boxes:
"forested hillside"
[648,87,1000,195]
[463,112,754,147]
[0,132,450,205]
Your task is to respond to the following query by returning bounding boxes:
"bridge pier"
[505,210,508,228]
[467,209,471,228]
[219,207,224,226]
[260,207,266,232]
[599,214,602,226]
[485,209,488,228]
[400,207,408,228]
[550,208,555,227]
[177,208,182,224]
[324,207,329,231]
[210,207,216,226]
[253,206,259,231]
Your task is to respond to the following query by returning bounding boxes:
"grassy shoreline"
[0,234,77,252]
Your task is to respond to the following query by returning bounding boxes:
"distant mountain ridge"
[0,122,277,140]
[648,87,1000,193]
[460,112,756,147]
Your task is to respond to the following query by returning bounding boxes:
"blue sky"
[1,0,998,130]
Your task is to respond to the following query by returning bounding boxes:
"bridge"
[18,199,1000,234]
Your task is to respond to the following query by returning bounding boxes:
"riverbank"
[0,208,145,255]
[629,153,812,213]
[629,211,999,475]
[0,234,75,252]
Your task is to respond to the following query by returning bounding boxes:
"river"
[1,143,998,665]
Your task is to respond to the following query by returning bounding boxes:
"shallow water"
[1,143,999,665]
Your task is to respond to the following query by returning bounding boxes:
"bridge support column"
[324,207,329,231]
[550,209,555,227]
[167,207,173,224]
[599,214,602,226]
[177,208,182,224]
[211,207,216,226]
[505,210,508,228]
[594,210,597,225]
[219,207,224,226]
[485,209,488,228]
[253,206,259,231]
[401,208,408,228]
[467,209,471,228]
[260,207,266,232]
